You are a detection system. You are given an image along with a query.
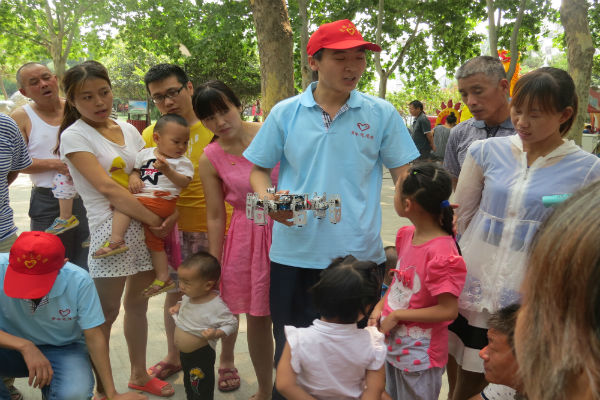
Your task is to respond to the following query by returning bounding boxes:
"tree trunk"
[561,0,594,145]
[250,0,295,116]
[378,73,388,99]
[297,0,311,90]
[374,0,386,98]
[0,68,8,100]
[53,57,67,83]
[506,0,526,83]
[487,0,498,57]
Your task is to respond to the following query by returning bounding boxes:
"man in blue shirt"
[244,19,419,399]
[0,231,146,400]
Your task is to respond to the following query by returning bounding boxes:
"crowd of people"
[0,17,599,400]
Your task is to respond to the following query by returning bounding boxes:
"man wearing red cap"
[0,231,146,400]
[244,19,419,399]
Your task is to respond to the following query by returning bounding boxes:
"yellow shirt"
[143,121,228,232]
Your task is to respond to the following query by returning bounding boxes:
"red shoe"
[218,367,241,392]
[128,377,174,397]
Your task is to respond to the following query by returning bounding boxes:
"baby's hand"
[153,154,171,174]
[201,328,225,340]
[129,175,144,194]
[168,303,180,315]
[200,328,216,339]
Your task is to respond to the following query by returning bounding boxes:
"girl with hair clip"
[448,67,600,398]
[194,80,278,399]
[369,162,467,400]
[276,255,387,400]
[515,180,600,400]
[58,60,176,398]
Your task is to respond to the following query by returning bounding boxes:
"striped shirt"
[0,114,32,240]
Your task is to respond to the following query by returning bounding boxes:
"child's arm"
[360,366,386,400]
[275,343,317,400]
[168,302,181,315]
[368,297,386,328]
[379,293,458,334]
[201,301,239,340]
[153,154,192,188]
[200,328,227,340]
[128,169,144,194]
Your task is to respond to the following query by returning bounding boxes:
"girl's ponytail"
[440,201,461,255]
[402,162,460,254]
[55,102,80,154]
[59,102,80,134]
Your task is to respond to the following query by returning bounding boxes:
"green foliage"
[492,0,553,54]
[118,0,261,106]
[0,0,116,79]
[101,41,171,101]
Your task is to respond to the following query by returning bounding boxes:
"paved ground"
[9,170,449,399]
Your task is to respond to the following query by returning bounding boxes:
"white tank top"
[24,104,60,188]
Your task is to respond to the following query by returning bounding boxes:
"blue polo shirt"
[0,257,104,346]
[244,82,419,268]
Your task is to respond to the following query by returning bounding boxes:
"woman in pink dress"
[195,80,278,400]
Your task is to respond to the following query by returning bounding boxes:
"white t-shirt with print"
[134,147,194,200]
[60,119,145,230]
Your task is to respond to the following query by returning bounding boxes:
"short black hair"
[408,100,424,111]
[384,246,397,271]
[310,255,380,324]
[144,64,189,93]
[310,49,325,82]
[178,251,221,282]
[192,80,242,120]
[155,113,189,134]
[488,303,520,350]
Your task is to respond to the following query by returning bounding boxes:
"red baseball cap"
[4,231,66,299]
[307,19,381,56]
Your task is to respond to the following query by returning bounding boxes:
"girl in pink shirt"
[370,162,467,400]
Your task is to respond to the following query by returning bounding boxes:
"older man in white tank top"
[10,63,89,270]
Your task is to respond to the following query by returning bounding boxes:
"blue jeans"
[0,342,94,400]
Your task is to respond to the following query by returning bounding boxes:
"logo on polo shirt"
[52,308,73,321]
[351,122,374,140]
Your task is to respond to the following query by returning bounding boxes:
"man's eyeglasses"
[151,85,186,104]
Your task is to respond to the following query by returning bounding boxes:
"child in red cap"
[0,231,146,400]
[244,19,420,400]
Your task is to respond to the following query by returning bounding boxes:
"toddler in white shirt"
[276,255,387,400]
[170,251,238,400]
